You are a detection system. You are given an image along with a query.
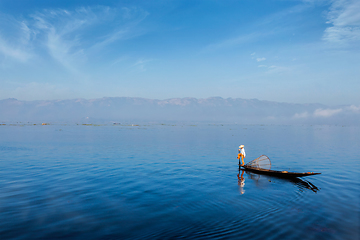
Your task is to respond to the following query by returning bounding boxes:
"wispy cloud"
[131,58,153,72]
[32,7,148,72]
[270,65,290,73]
[260,65,290,74]
[322,0,360,45]
[0,37,31,62]
[0,6,149,71]
[109,56,128,67]
[256,57,266,62]
[204,32,263,51]
[29,8,98,73]
[91,8,149,50]
[203,2,316,53]
[0,15,33,62]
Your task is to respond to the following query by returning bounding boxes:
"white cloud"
[256,57,266,62]
[346,105,360,112]
[323,0,360,45]
[314,108,343,117]
[293,112,309,119]
[294,106,359,120]
[258,65,267,68]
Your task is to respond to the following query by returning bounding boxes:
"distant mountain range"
[0,97,359,125]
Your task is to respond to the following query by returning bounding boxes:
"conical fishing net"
[245,155,271,170]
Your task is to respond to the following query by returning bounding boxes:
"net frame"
[245,155,271,170]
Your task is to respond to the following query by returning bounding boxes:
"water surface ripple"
[0,124,359,239]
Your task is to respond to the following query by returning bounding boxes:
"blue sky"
[0,0,359,105]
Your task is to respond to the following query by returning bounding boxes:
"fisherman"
[237,145,246,166]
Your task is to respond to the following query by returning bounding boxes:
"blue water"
[0,124,359,239]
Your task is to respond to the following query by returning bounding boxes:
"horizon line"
[0,96,334,106]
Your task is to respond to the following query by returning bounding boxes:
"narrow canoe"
[240,165,321,178]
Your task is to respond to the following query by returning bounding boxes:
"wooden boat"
[240,164,321,178]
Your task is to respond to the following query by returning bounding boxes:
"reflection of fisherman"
[237,145,246,166]
[237,170,245,194]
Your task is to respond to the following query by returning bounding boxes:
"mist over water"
[0,124,359,239]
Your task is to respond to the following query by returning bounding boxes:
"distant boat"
[240,155,321,178]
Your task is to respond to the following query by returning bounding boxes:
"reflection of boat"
[239,155,321,178]
[288,177,320,193]
[240,169,320,193]
[241,165,321,178]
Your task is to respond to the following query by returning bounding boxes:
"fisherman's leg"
[241,156,245,166]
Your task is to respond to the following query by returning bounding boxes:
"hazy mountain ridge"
[0,97,358,125]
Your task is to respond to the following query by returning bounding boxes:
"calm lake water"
[0,124,359,240]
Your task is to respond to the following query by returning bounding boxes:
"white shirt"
[240,148,246,157]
